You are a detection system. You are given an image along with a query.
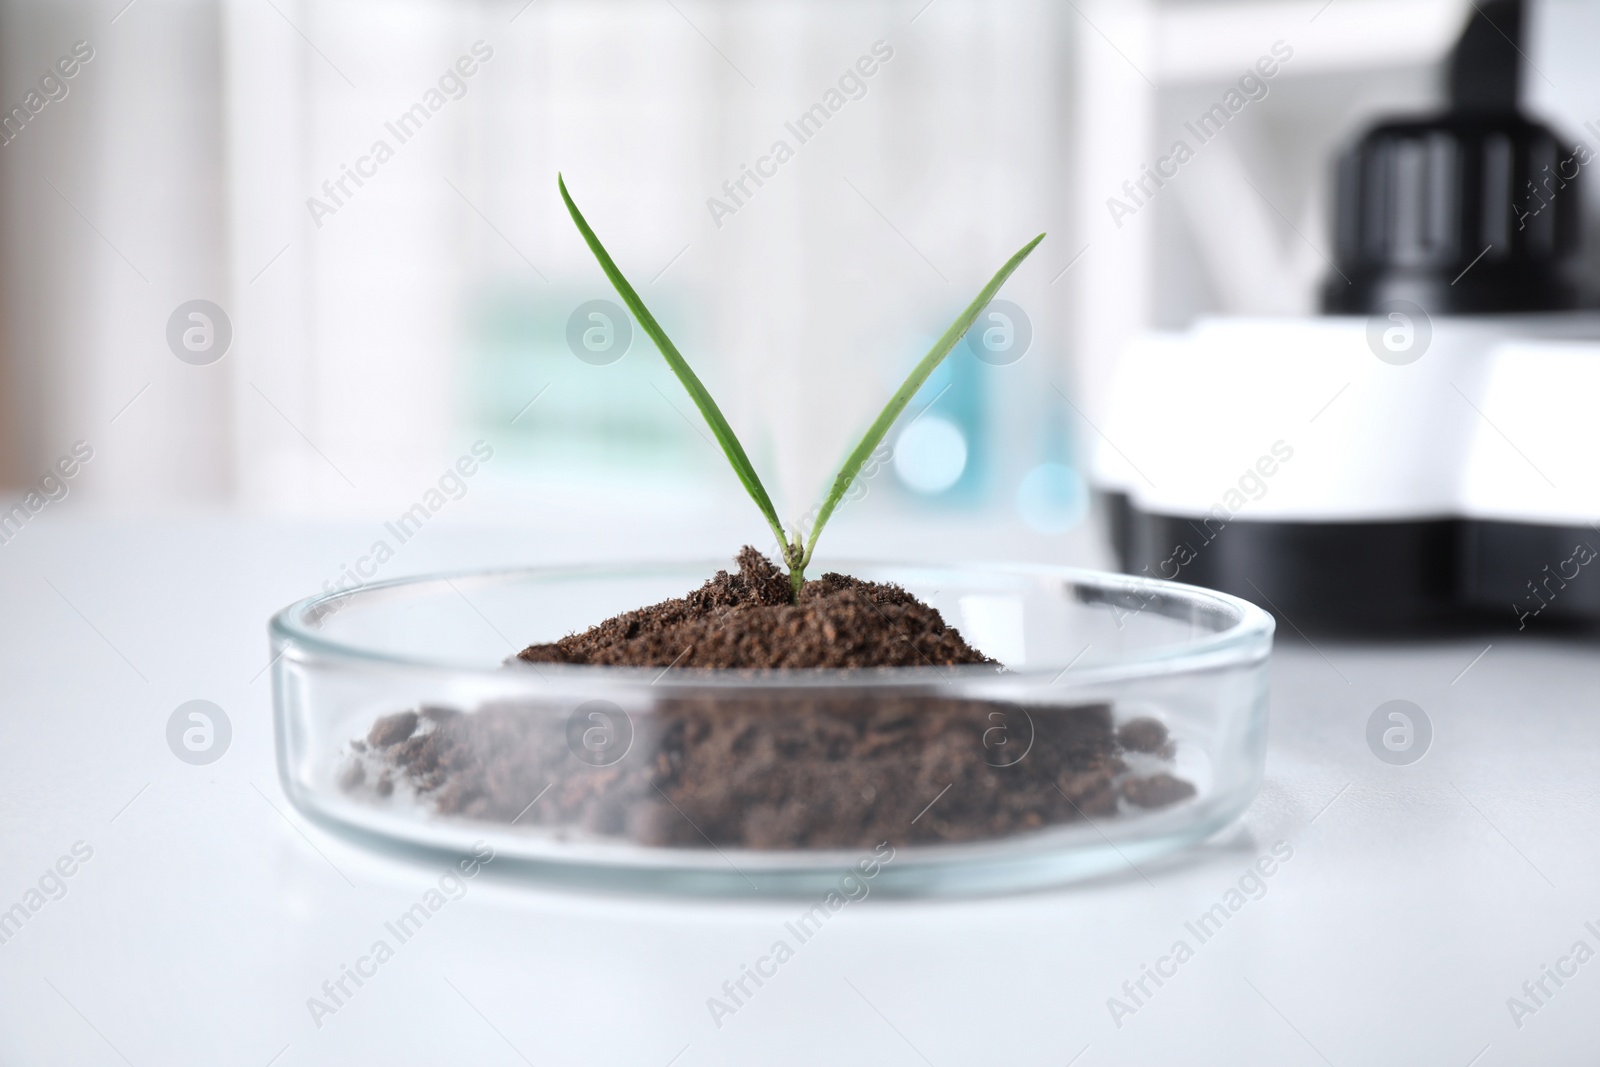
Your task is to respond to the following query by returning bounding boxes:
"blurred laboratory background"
[2,0,1599,559]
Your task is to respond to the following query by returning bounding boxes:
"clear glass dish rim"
[268,559,1275,686]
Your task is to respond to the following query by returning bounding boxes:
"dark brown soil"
[344,549,1197,850]
[516,546,995,669]
[1121,772,1197,810]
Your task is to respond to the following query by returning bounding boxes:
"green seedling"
[559,174,1044,601]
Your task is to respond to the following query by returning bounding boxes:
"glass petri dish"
[269,561,1274,896]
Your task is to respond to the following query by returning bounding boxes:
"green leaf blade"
[802,232,1046,566]
[558,175,788,551]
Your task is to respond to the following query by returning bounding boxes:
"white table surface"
[2,515,1597,1066]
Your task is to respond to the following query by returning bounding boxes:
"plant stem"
[785,539,805,601]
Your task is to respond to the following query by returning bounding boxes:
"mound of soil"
[344,549,1196,850]
[516,546,995,669]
